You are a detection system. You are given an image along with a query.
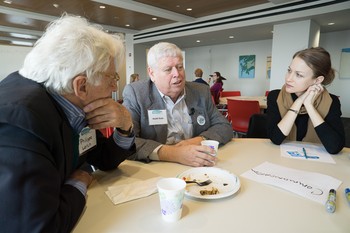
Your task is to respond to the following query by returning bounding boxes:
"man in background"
[193,68,209,85]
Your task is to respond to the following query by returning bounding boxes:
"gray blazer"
[122,79,232,162]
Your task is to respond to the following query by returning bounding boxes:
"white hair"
[20,13,125,94]
[147,42,183,70]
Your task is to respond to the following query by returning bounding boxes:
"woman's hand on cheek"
[297,89,309,104]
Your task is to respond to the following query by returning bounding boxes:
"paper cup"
[201,140,219,156]
[157,178,186,222]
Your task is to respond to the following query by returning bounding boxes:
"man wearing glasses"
[0,14,135,232]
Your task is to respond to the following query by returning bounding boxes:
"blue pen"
[325,189,336,213]
[302,147,308,159]
[345,188,350,206]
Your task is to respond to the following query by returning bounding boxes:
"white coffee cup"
[201,140,219,156]
[157,178,186,222]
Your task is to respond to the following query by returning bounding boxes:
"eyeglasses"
[77,72,120,86]
[105,72,120,82]
[103,72,120,86]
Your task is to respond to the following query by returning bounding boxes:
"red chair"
[220,91,241,97]
[227,99,260,137]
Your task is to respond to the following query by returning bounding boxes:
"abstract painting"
[239,55,255,78]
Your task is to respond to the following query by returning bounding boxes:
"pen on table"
[302,147,308,159]
[325,189,336,213]
[345,188,350,206]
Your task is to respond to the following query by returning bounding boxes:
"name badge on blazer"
[148,109,168,125]
[79,127,97,155]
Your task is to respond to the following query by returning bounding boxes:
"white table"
[73,139,350,233]
[220,96,267,109]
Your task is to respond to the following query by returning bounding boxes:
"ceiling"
[0,0,349,48]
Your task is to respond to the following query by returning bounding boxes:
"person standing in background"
[130,73,140,83]
[0,14,135,232]
[193,68,209,85]
[267,47,344,154]
[210,71,225,105]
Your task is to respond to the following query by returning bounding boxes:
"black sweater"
[267,89,345,154]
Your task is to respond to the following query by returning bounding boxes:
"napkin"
[105,177,162,205]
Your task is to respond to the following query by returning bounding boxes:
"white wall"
[0,45,32,81]
[319,30,350,117]
[134,44,149,80]
[185,40,272,96]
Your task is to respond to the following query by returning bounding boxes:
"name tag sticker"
[79,127,97,155]
[148,109,168,125]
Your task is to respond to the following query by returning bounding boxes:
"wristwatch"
[116,124,133,136]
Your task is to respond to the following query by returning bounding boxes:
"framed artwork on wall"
[266,56,271,79]
[339,48,350,79]
[239,55,255,78]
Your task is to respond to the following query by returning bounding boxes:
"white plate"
[177,167,240,200]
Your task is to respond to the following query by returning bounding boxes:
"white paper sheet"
[240,162,342,204]
[280,142,335,164]
[105,177,162,205]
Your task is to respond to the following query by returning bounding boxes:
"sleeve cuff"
[148,145,163,160]
[113,130,135,149]
[65,179,88,198]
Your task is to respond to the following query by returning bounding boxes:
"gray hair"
[147,42,183,70]
[19,13,125,94]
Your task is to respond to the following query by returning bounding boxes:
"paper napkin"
[105,177,162,205]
